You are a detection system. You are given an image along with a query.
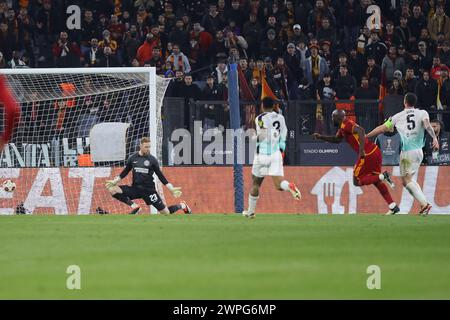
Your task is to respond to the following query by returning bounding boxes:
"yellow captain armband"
[384,117,393,130]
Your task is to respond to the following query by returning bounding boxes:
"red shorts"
[353,147,382,178]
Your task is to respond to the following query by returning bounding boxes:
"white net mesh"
[0,68,171,215]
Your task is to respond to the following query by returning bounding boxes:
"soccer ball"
[2,180,16,192]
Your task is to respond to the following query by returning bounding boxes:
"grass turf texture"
[1,214,450,299]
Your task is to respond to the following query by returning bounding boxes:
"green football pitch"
[1,214,450,299]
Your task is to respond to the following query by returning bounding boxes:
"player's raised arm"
[366,119,393,139]
[152,157,183,198]
[423,117,439,150]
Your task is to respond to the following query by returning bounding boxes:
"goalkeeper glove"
[166,183,182,198]
[105,176,121,189]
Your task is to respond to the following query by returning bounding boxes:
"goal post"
[0,67,171,215]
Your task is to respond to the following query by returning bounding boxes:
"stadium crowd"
[1,1,450,140]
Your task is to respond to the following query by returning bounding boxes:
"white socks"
[280,180,290,191]
[131,203,139,209]
[180,202,186,210]
[389,202,397,209]
[248,194,259,214]
[405,181,428,207]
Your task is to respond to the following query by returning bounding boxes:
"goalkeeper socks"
[358,174,381,186]
[280,180,290,191]
[374,181,394,205]
[113,193,133,206]
[168,204,182,213]
[405,181,428,207]
[248,194,259,214]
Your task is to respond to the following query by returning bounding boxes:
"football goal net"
[0,67,171,215]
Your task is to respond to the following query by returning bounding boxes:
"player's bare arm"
[312,132,343,143]
[353,125,366,158]
[366,122,391,139]
[423,117,440,150]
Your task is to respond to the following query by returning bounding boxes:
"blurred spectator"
[355,76,378,100]
[409,4,427,44]
[431,57,450,80]
[394,15,412,49]
[181,74,201,129]
[99,29,118,53]
[424,119,450,165]
[249,77,261,101]
[334,65,356,99]
[339,0,363,51]
[365,56,381,87]
[357,25,371,55]
[0,22,15,62]
[331,53,352,82]
[84,38,103,67]
[224,29,247,59]
[169,18,189,54]
[307,0,335,38]
[8,50,27,68]
[100,46,119,67]
[304,44,329,87]
[427,4,450,42]
[260,28,282,62]
[316,73,335,134]
[382,20,396,48]
[242,13,262,59]
[415,71,438,117]
[289,24,308,48]
[284,43,303,95]
[202,74,222,130]
[261,16,279,42]
[136,26,161,65]
[81,10,99,54]
[208,30,227,64]
[365,30,388,66]
[439,41,450,66]
[166,43,191,73]
[52,31,81,68]
[388,78,404,95]
[189,22,214,70]
[404,67,418,94]
[272,57,289,99]
[348,48,365,85]
[167,70,185,97]
[239,58,252,83]
[123,25,141,66]
[381,45,406,83]
[226,0,248,30]
[316,17,336,46]
[0,51,6,68]
[146,47,164,74]
[417,41,433,71]
[201,3,225,35]
[321,41,332,69]
[212,59,228,84]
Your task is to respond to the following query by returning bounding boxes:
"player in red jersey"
[313,109,400,214]
[0,75,21,151]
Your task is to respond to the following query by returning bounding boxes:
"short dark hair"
[431,118,445,131]
[404,92,417,106]
[262,97,275,109]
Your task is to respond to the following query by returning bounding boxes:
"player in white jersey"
[243,97,301,218]
[367,93,439,214]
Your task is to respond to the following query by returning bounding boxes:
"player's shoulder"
[127,152,139,161]
[146,154,159,164]
[340,118,355,128]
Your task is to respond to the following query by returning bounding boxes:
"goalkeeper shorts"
[119,185,166,211]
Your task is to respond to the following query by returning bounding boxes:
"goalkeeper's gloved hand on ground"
[166,183,182,198]
[105,176,121,189]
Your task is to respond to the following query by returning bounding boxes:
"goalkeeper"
[105,137,191,215]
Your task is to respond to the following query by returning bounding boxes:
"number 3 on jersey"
[407,114,415,130]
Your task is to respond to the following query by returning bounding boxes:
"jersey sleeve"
[119,156,133,179]
[421,110,430,122]
[279,116,287,151]
[151,156,169,185]
[390,112,402,127]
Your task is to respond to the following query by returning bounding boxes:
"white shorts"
[252,151,284,177]
[400,149,423,176]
